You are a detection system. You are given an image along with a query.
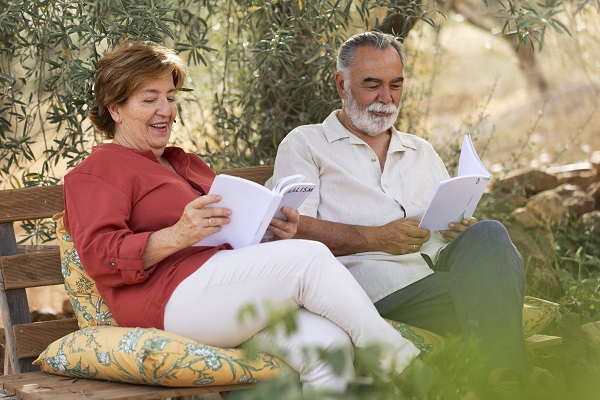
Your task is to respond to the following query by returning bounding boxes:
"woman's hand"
[438,217,478,242]
[170,195,232,247]
[265,207,299,240]
[143,195,231,268]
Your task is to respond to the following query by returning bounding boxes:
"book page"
[458,135,491,177]
[272,174,305,193]
[418,175,489,231]
[418,135,491,231]
[194,174,281,249]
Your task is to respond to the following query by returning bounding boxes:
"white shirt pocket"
[399,168,437,208]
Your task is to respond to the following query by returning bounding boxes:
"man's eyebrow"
[361,77,404,84]
[362,77,383,84]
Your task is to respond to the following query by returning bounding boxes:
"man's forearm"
[294,215,377,256]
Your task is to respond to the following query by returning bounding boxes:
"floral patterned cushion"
[386,320,445,353]
[53,213,116,329]
[522,295,560,336]
[33,326,284,387]
[386,295,560,353]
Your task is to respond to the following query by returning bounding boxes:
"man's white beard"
[344,86,401,137]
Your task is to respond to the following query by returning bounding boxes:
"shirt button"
[383,184,389,188]
[371,158,377,162]
[109,262,115,267]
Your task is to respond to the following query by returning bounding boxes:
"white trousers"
[164,239,419,392]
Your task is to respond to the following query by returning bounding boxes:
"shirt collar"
[323,110,418,152]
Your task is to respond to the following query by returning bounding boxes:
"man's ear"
[334,71,345,99]
[107,103,122,124]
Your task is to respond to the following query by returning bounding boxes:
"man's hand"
[438,217,478,242]
[375,218,430,255]
[266,207,300,240]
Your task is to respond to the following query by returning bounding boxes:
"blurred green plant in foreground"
[232,303,599,399]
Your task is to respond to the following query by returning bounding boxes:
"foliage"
[232,313,491,400]
[1,0,584,182]
[231,330,598,400]
[552,214,600,322]
[0,0,213,187]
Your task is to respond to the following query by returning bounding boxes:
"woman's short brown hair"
[88,41,187,138]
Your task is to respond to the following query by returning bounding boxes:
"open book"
[194,174,315,249]
[418,135,492,231]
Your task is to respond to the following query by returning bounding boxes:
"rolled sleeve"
[105,231,153,284]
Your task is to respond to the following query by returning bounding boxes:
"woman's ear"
[107,103,122,124]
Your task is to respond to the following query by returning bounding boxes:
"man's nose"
[376,87,393,104]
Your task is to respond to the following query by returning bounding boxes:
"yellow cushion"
[33,326,284,386]
[53,213,117,329]
[386,320,445,353]
[386,294,560,353]
[522,295,560,337]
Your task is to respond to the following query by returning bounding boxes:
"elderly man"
[271,31,527,384]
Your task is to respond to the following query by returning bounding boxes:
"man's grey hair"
[336,31,405,76]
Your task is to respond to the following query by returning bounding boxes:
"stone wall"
[485,151,600,298]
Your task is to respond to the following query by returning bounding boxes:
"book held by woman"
[195,174,315,248]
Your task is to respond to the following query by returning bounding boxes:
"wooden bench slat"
[0,186,64,223]
[217,165,273,185]
[17,245,60,254]
[0,371,252,400]
[1,249,64,289]
[13,319,79,360]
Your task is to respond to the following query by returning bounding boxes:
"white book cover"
[194,174,315,248]
[418,135,492,232]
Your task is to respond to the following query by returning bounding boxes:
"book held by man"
[194,174,315,249]
[418,135,492,231]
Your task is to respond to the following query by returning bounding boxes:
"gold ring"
[208,218,213,227]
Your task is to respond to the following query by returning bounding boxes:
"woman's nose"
[156,98,173,115]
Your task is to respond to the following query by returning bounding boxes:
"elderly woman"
[63,41,419,393]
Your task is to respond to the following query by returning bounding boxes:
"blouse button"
[109,262,115,267]
[371,158,377,162]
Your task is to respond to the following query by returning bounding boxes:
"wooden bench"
[0,166,274,400]
[0,164,561,399]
